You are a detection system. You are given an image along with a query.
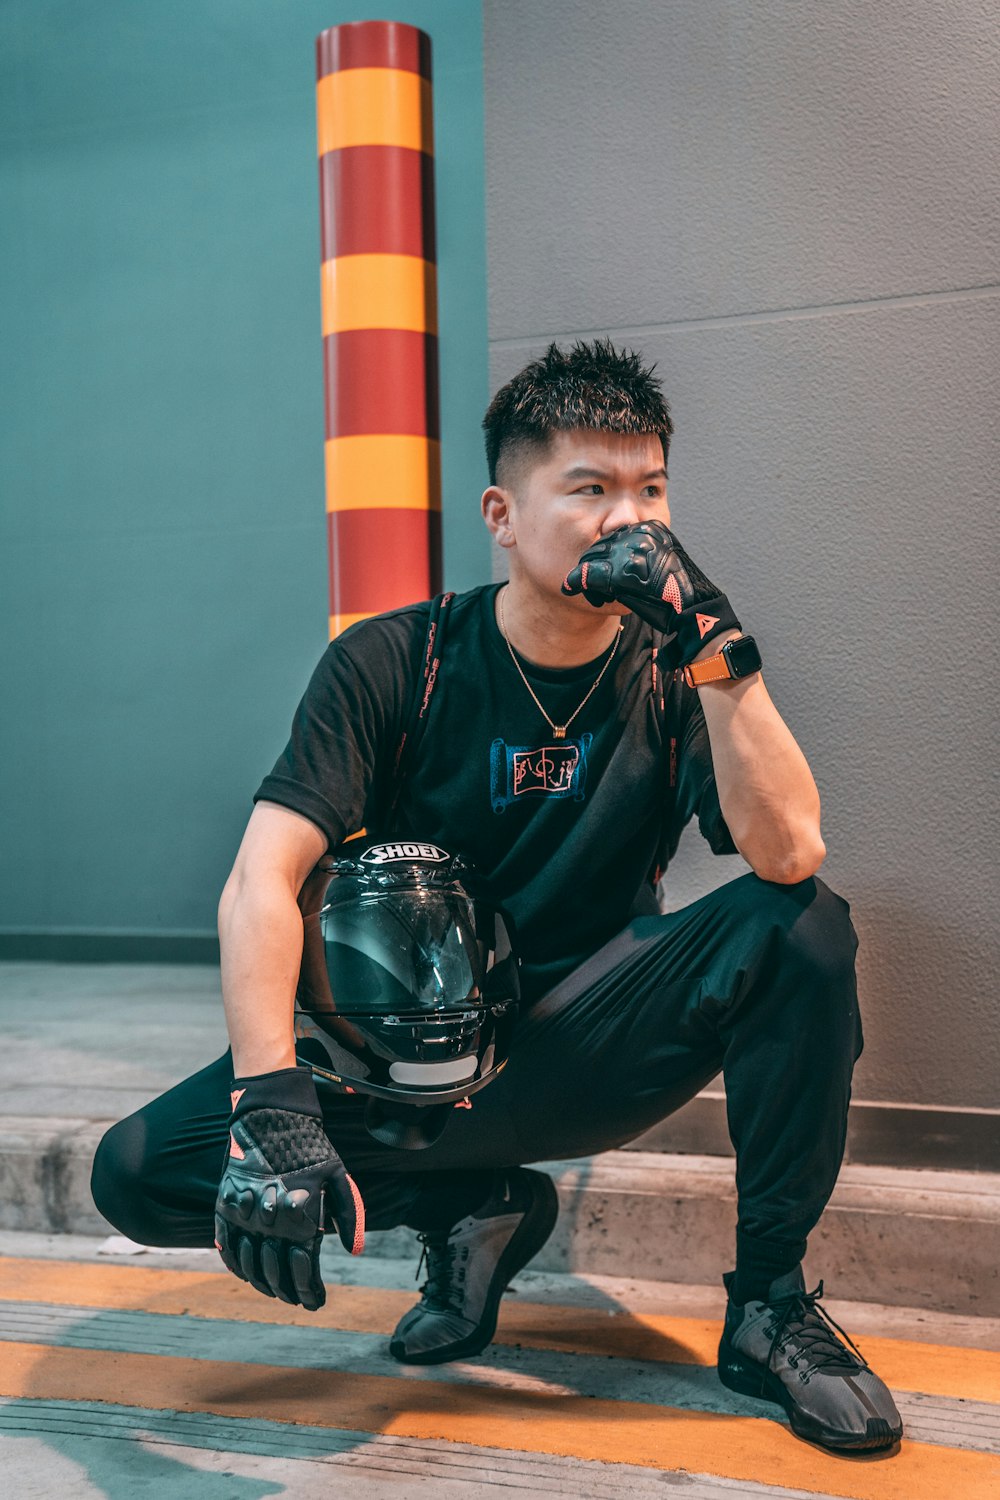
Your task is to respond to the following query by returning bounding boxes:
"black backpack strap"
[385,591,454,827]
[649,626,680,888]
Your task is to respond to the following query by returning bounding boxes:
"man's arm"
[562,521,826,886]
[217,801,328,1075]
[692,629,826,884]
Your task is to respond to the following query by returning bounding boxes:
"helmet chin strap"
[363,1096,455,1151]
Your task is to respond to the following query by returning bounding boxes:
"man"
[92,340,903,1453]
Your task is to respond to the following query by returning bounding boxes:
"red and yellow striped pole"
[316,20,442,640]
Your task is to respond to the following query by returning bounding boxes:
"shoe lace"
[414,1229,463,1311]
[762,1280,869,1394]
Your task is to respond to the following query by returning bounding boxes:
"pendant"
[553,726,566,739]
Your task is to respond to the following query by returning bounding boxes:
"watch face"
[725,635,762,678]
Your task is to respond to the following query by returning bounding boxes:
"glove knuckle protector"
[214,1065,365,1311]
[567,519,740,669]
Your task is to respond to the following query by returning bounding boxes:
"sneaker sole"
[389,1168,560,1366]
[717,1338,902,1452]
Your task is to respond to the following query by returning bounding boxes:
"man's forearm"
[218,874,303,1076]
[693,632,826,883]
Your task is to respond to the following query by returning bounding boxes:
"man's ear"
[482,485,516,549]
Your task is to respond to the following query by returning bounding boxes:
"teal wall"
[0,1,490,944]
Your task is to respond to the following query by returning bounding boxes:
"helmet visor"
[317,889,502,1016]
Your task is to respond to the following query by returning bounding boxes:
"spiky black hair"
[482,338,673,486]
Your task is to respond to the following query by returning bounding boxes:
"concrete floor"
[1,1230,998,1499]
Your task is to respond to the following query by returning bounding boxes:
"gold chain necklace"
[498,587,623,740]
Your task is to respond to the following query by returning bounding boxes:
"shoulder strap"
[385,591,454,828]
[649,625,680,887]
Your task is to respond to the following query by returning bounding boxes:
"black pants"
[92,873,863,1263]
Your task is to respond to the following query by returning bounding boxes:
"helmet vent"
[389,1057,478,1085]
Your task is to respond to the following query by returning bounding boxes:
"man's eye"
[575,484,604,495]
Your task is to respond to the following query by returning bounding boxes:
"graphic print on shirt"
[490,734,592,814]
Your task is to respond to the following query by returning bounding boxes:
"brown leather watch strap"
[682,652,735,688]
[681,634,762,688]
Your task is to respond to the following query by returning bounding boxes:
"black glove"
[562,520,741,671]
[214,1064,364,1310]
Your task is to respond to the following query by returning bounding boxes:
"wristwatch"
[681,634,762,688]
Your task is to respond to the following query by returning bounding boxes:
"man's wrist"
[690,628,743,665]
[231,1042,298,1078]
[230,1063,323,1121]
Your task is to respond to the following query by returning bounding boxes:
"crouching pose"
[93,340,903,1453]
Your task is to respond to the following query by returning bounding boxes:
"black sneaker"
[389,1168,559,1365]
[717,1266,904,1452]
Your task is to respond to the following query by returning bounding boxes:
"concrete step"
[1,1114,996,1317]
[536,1151,1000,1319]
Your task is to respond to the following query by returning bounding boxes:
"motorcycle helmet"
[294,837,520,1148]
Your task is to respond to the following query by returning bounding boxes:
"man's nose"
[599,497,642,534]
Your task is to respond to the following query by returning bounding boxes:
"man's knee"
[782,874,858,981]
[744,873,863,1056]
[741,872,858,977]
[91,1113,169,1244]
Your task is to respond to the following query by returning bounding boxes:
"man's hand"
[215,1064,364,1311]
[562,520,742,671]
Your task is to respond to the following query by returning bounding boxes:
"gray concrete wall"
[482,0,999,1108]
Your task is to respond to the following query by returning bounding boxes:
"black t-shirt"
[255,583,737,1002]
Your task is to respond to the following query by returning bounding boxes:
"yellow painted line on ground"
[325,434,441,511]
[0,1259,997,1405]
[321,254,437,335]
[502,1304,1000,1408]
[317,68,433,156]
[0,1257,410,1330]
[3,1341,997,1500]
